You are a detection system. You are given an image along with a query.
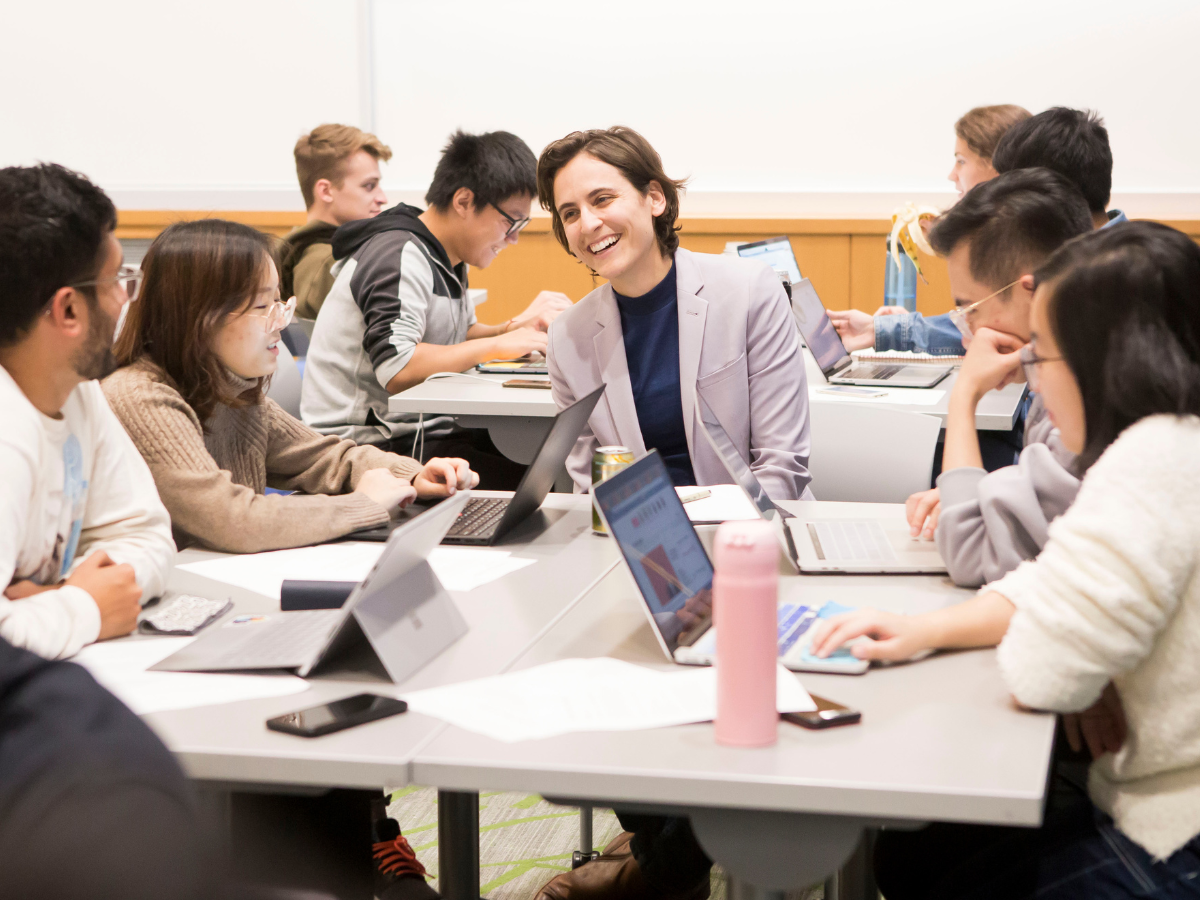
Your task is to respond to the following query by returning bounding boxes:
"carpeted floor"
[387,787,823,900]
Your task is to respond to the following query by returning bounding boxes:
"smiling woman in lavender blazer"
[537,126,812,502]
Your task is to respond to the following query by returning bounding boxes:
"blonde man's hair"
[294,124,393,209]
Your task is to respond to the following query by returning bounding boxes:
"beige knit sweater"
[102,359,423,553]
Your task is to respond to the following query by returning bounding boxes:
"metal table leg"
[579,804,593,853]
[438,790,479,900]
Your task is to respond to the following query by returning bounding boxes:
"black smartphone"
[781,693,861,730]
[266,693,408,738]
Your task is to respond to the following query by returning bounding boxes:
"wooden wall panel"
[117,210,1200,325]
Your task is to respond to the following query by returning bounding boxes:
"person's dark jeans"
[379,427,528,491]
[615,813,712,893]
[875,773,1200,899]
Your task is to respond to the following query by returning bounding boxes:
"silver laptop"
[789,278,951,389]
[695,396,946,575]
[592,450,869,675]
[152,492,470,682]
[736,235,803,285]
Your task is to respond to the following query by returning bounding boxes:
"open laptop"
[696,395,947,575]
[592,450,869,675]
[351,384,605,545]
[789,277,951,389]
[152,492,470,683]
[736,235,803,285]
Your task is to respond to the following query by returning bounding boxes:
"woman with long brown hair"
[103,219,476,553]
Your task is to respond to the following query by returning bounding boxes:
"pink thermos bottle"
[713,519,779,747]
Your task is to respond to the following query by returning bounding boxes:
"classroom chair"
[807,404,941,503]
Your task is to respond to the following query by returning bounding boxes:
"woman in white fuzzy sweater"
[813,221,1200,898]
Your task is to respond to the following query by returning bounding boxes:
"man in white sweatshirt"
[0,164,175,659]
[904,168,1095,587]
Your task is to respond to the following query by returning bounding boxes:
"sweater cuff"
[54,585,103,657]
[385,455,425,482]
[333,494,393,535]
[937,466,987,508]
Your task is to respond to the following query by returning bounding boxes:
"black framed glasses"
[69,265,144,303]
[490,203,531,238]
[1019,343,1064,392]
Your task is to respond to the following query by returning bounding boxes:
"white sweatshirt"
[993,414,1200,860]
[0,367,175,659]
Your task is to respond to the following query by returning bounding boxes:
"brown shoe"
[534,832,709,900]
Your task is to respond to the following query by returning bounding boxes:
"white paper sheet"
[176,544,535,598]
[73,638,309,715]
[401,657,815,743]
[811,387,945,406]
[678,484,761,522]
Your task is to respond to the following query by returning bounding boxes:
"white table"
[387,371,1028,465]
[411,502,1057,898]
[143,494,619,897]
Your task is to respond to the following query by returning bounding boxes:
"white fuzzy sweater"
[993,414,1200,860]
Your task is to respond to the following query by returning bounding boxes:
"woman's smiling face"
[552,152,666,292]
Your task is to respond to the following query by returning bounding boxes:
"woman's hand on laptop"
[809,608,938,663]
[412,457,479,499]
[906,488,941,540]
[826,309,875,351]
[354,469,418,514]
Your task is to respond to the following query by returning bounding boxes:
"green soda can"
[592,445,635,534]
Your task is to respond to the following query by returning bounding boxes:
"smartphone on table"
[266,693,408,738]
[781,693,861,729]
[503,379,552,390]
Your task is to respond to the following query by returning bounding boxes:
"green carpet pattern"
[388,787,823,900]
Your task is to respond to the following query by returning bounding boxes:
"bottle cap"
[713,519,779,576]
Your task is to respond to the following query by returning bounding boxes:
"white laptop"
[152,492,471,682]
[592,450,869,675]
[789,277,952,389]
[695,395,947,575]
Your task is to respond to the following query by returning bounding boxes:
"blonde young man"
[283,124,392,319]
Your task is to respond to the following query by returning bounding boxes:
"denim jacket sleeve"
[873,312,965,355]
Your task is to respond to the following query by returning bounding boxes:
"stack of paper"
[73,638,309,715]
[176,543,536,598]
[678,484,761,523]
[401,657,815,743]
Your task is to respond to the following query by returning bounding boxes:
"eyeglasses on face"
[947,278,1022,340]
[490,202,532,238]
[242,295,296,333]
[1018,343,1064,393]
[69,265,144,303]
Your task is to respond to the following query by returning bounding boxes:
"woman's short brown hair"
[537,126,687,258]
[955,105,1032,162]
[294,124,393,209]
[114,219,277,424]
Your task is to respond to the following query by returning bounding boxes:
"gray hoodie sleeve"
[935,442,1082,588]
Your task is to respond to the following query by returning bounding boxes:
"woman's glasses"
[69,265,144,303]
[243,296,296,333]
[948,278,1022,340]
[490,203,532,238]
[1019,343,1063,393]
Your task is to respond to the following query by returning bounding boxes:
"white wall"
[4,0,1198,216]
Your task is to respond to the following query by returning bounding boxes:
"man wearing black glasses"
[302,129,571,489]
[0,163,174,661]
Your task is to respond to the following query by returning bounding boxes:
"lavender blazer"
[547,248,813,501]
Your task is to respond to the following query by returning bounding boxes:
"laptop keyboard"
[850,363,903,380]
[808,521,898,562]
[205,610,343,668]
[445,497,510,540]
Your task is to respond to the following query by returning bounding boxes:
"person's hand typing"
[955,327,1026,401]
[809,608,938,663]
[905,488,941,540]
[512,291,572,332]
[1063,682,1126,759]
[354,469,418,515]
[65,551,142,640]
[827,309,875,351]
[413,457,479,498]
[490,327,548,361]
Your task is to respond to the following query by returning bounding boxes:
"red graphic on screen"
[642,545,682,604]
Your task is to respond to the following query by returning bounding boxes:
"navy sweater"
[615,261,696,487]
